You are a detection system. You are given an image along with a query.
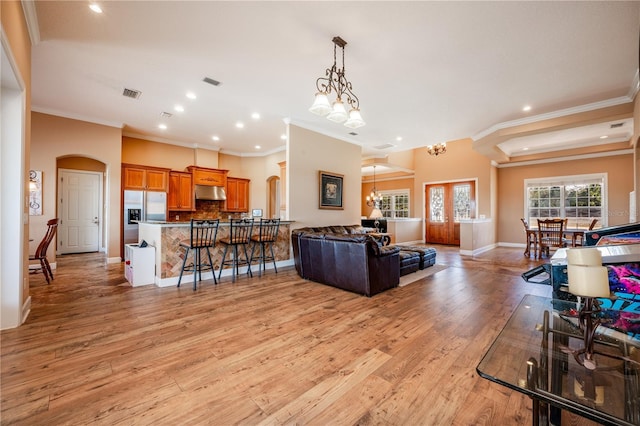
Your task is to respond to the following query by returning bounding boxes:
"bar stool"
[249,218,280,276]
[177,219,219,290]
[218,218,254,282]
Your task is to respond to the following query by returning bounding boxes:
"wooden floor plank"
[2,245,576,424]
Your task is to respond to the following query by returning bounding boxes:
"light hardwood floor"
[2,246,599,425]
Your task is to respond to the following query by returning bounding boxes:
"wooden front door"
[425,181,475,245]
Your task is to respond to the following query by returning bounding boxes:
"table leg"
[527,358,541,426]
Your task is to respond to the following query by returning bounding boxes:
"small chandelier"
[365,166,382,208]
[427,142,447,156]
[309,36,365,129]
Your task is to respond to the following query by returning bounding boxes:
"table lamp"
[566,248,610,370]
[369,207,383,231]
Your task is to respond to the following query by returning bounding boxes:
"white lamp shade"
[369,207,383,219]
[567,264,610,298]
[309,92,332,116]
[344,108,365,128]
[566,248,602,266]
[326,99,348,123]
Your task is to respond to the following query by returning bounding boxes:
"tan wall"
[497,154,633,245]
[288,125,362,228]
[58,156,106,172]
[634,93,640,220]
[30,113,123,260]
[414,138,494,220]
[2,0,33,312]
[122,137,203,170]
[361,177,414,218]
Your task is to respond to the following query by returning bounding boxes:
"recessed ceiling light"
[186,92,196,100]
[212,136,220,141]
[600,135,608,139]
[174,105,184,112]
[255,145,261,150]
[251,113,260,120]
[89,4,102,13]
[280,134,287,140]
[522,105,532,112]
[235,121,245,129]
[396,136,403,142]
[158,124,167,130]
[523,147,529,151]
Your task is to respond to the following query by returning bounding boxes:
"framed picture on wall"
[319,170,344,210]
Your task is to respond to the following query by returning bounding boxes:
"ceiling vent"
[348,132,358,136]
[203,77,221,86]
[610,122,624,128]
[122,88,142,99]
[160,111,173,118]
[373,143,396,150]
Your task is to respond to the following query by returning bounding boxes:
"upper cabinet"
[188,166,227,187]
[122,164,169,192]
[168,171,193,211]
[224,177,250,212]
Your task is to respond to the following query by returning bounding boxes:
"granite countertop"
[138,220,294,226]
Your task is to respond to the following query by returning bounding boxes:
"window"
[525,174,606,228]
[380,190,410,218]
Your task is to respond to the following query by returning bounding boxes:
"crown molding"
[31,106,123,129]
[473,96,633,142]
[21,1,40,46]
[496,148,633,168]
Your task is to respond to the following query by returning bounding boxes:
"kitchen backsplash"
[167,200,242,222]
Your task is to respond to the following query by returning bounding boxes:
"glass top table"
[477,294,640,426]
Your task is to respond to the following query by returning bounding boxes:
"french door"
[425,181,476,245]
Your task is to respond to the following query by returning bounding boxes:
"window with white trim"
[380,190,410,218]
[525,174,606,228]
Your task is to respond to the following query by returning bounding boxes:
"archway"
[266,175,280,219]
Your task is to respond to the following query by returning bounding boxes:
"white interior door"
[59,169,102,254]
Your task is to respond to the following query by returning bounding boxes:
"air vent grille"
[203,77,221,86]
[160,112,173,118]
[122,88,142,99]
[373,143,396,150]
[348,132,358,136]
[610,122,624,128]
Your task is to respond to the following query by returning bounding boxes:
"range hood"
[194,185,227,201]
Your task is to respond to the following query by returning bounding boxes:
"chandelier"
[427,142,447,156]
[309,36,365,129]
[365,166,382,208]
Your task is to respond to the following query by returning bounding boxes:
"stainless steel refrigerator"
[123,190,167,244]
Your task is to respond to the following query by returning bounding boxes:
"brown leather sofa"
[291,225,400,297]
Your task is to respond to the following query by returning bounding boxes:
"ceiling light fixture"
[309,36,365,129]
[523,105,532,112]
[427,142,446,156]
[365,166,382,209]
[174,105,184,112]
[89,4,102,13]
[600,135,608,139]
[212,136,220,141]
[186,92,196,100]
[251,113,260,120]
[235,121,244,129]
[158,124,167,130]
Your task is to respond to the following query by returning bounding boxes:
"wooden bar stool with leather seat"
[177,219,219,291]
[218,218,254,282]
[249,218,280,276]
[29,218,59,284]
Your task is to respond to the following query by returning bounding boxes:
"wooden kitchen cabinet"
[122,164,169,191]
[224,177,250,212]
[188,166,227,187]
[168,171,193,211]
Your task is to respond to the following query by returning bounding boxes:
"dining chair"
[537,218,565,259]
[520,218,537,258]
[218,218,254,282]
[177,219,219,290]
[29,218,59,284]
[249,218,280,276]
[574,218,599,246]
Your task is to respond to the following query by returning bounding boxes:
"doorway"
[425,180,476,245]
[58,169,103,254]
[266,175,280,219]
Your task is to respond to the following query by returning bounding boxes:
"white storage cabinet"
[124,243,155,286]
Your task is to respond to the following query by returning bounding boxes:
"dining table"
[524,227,586,258]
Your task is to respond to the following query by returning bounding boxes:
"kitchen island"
[138,220,294,286]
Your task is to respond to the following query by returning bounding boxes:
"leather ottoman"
[398,250,420,276]
[396,246,436,270]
